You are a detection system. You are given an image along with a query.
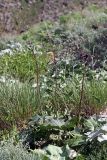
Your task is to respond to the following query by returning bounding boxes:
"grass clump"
[0,82,37,123]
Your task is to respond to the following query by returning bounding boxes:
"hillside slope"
[0,0,107,35]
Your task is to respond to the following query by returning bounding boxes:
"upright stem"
[33,47,41,112]
[77,70,85,125]
[53,51,58,116]
[35,59,40,98]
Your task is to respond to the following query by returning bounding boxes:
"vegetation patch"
[1,3,107,160]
